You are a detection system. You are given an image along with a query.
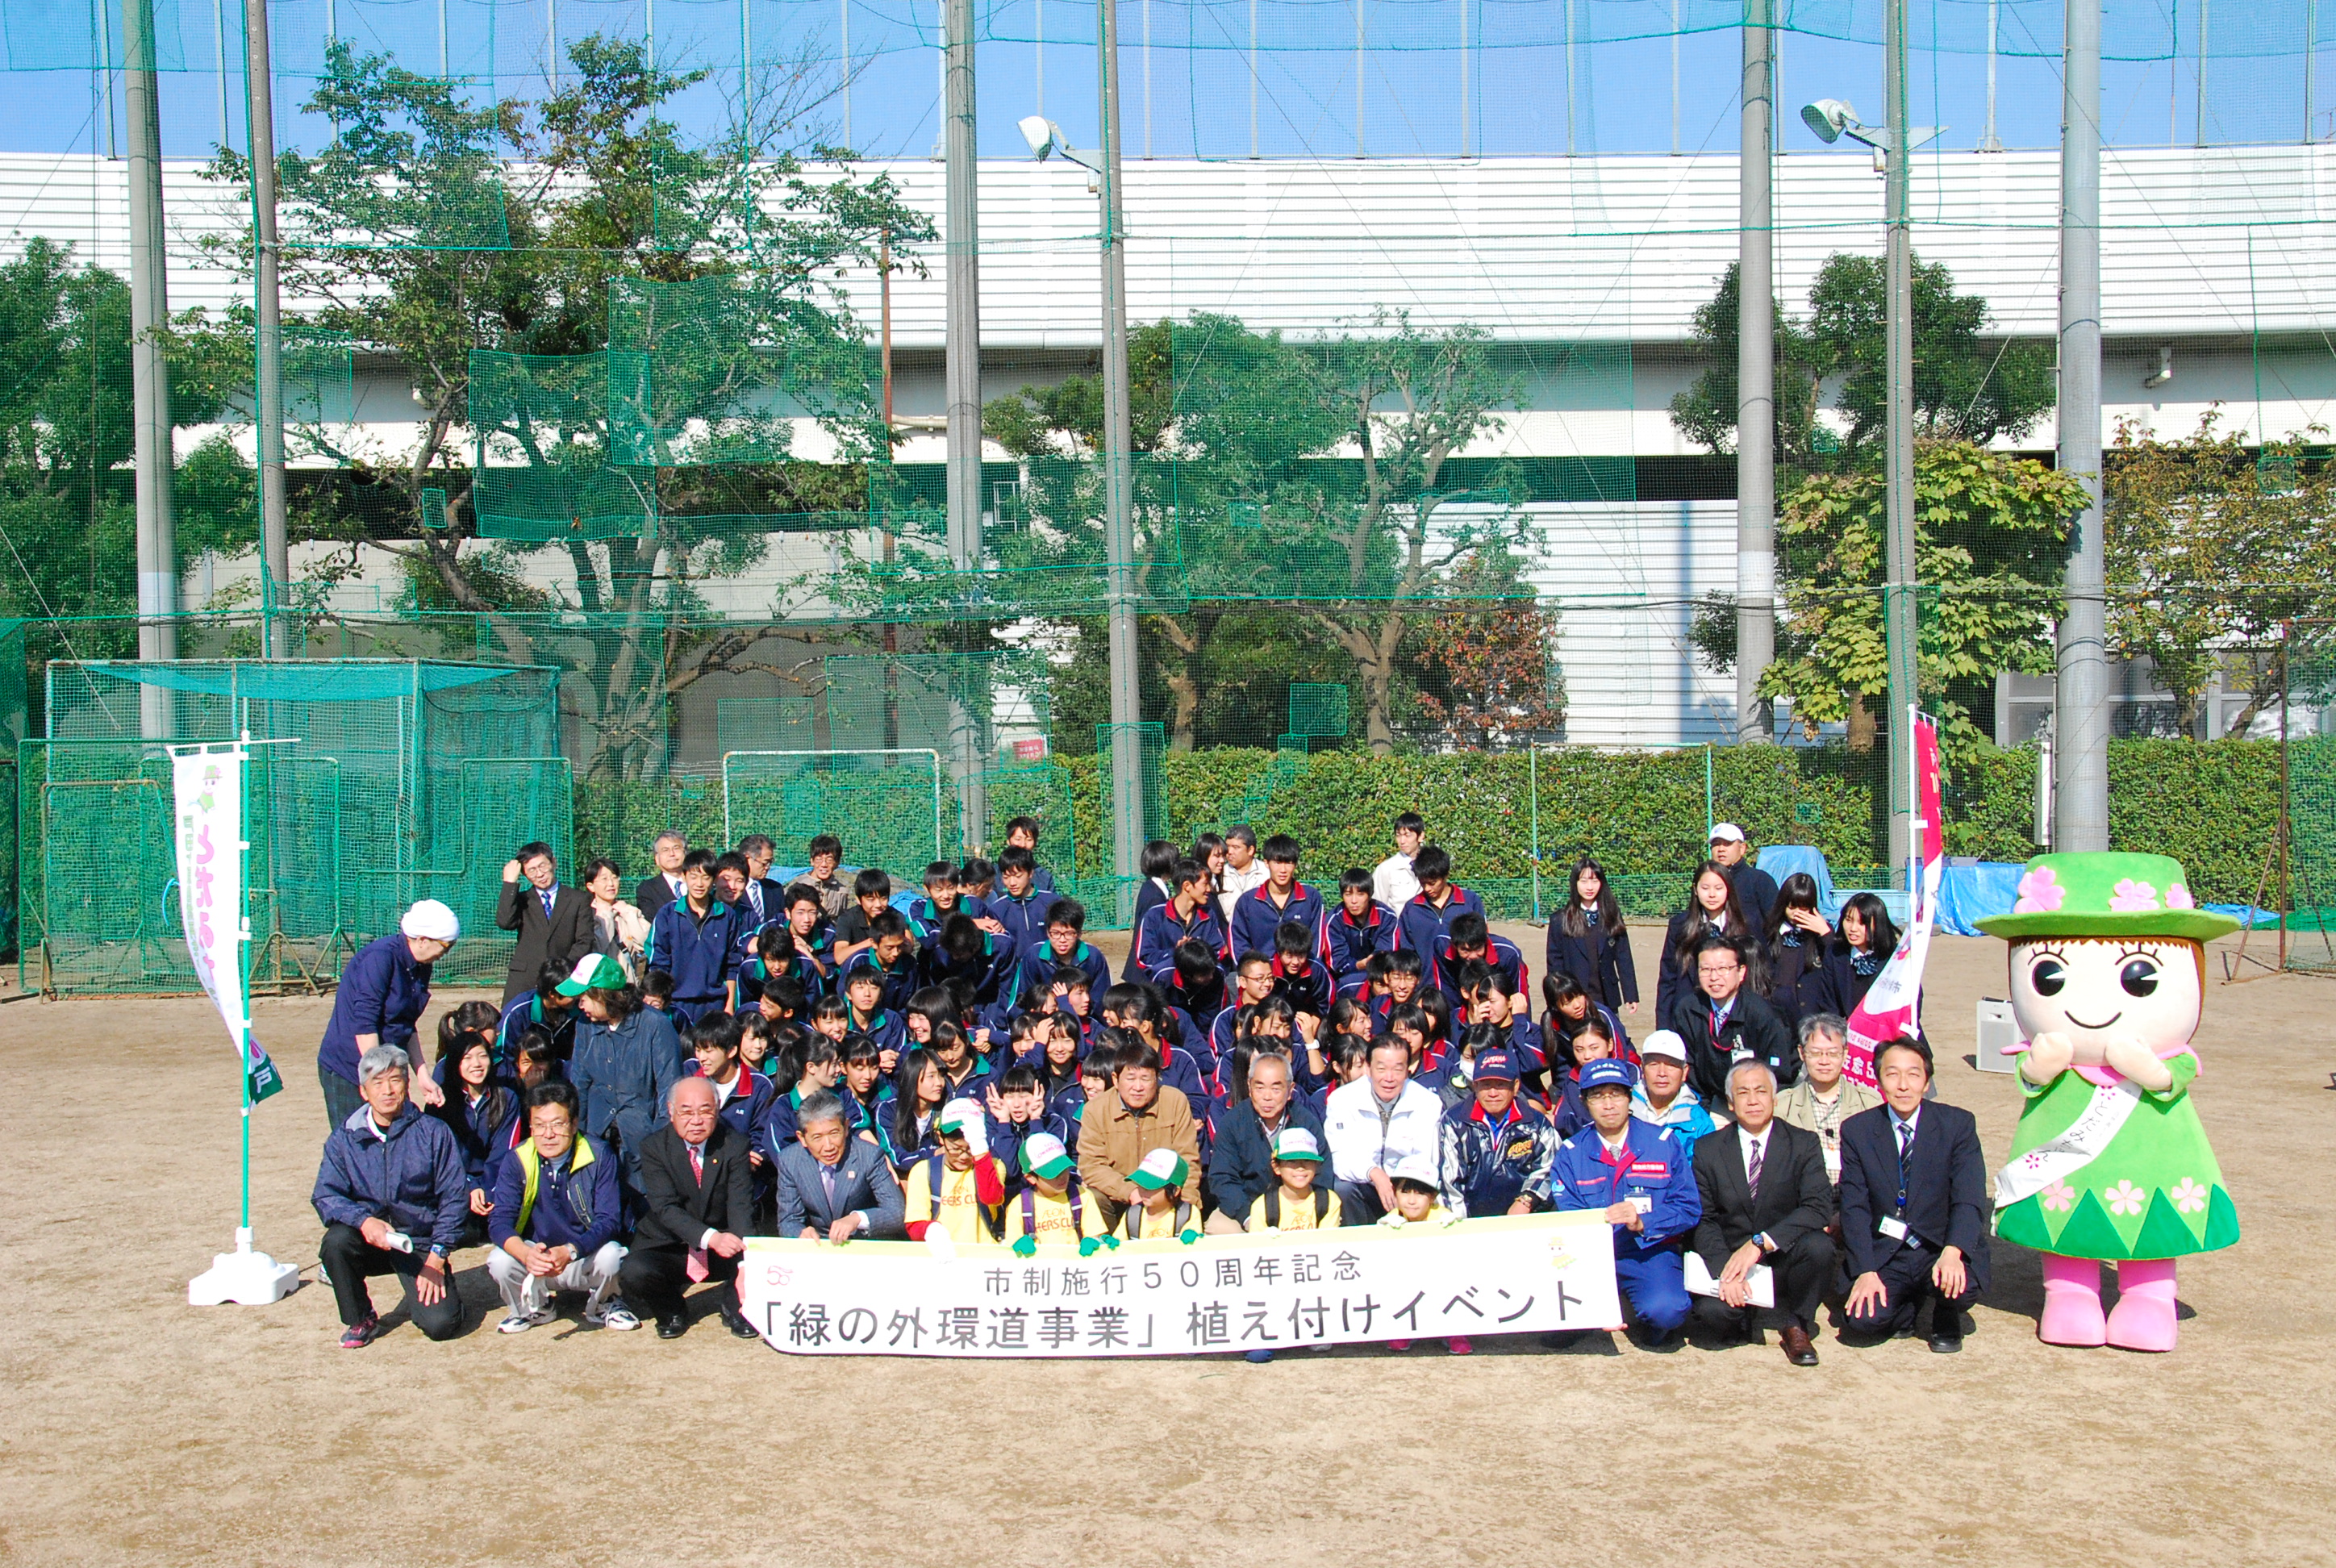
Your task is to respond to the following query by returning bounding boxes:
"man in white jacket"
[1322,1036,1445,1224]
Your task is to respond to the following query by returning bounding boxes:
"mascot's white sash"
[1995,1074,2141,1209]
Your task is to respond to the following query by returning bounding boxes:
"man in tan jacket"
[1773,1013,1882,1189]
[1076,1036,1202,1229]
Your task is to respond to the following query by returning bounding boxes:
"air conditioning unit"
[1975,997,2019,1074]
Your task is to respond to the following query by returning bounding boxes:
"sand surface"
[1,923,2327,1566]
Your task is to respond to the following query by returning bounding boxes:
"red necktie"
[686,1143,710,1281]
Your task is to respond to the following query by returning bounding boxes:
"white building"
[4,145,2328,746]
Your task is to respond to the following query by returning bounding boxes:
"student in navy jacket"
[429,1022,518,1241]
[1267,922,1334,1019]
[999,816,1061,893]
[989,845,1062,957]
[1133,859,1233,982]
[1228,835,1332,962]
[1543,857,1640,1015]
[1016,900,1112,1000]
[1324,868,1400,982]
[919,913,1017,1010]
[1839,1038,1991,1353]
[1392,845,1486,995]
[645,851,736,1025]
[495,962,581,1069]
[1122,841,1180,981]
[1437,912,1528,1009]
[312,1046,470,1345]
[484,1080,632,1333]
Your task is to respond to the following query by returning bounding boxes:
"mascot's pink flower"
[2041,1178,2075,1213]
[2014,865,2064,914]
[2109,878,2160,913]
[2167,882,2196,909]
[2104,1179,2147,1218]
[2171,1177,2209,1216]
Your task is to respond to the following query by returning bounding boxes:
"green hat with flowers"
[1975,852,2238,943]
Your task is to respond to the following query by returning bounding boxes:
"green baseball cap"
[1129,1148,1189,1191]
[1975,852,2239,943]
[554,953,629,996]
[1020,1132,1074,1179]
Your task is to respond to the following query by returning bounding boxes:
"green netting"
[717,697,816,755]
[722,749,955,874]
[606,277,797,467]
[1288,684,1350,739]
[822,652,1051,760]
[24,661,567,994]
[2282,733,2336,970]
[979,758,1080,874]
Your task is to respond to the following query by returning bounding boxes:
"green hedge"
[571,737,2282,916]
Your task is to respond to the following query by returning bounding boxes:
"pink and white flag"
[1843,714,1944,1087]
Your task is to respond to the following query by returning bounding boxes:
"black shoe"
[1640,1328,1682,1353]
[1928,1331,1963,1354]
[724,1307,761,1340]
[655,1314,689,1340]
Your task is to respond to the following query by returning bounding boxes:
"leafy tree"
[204,39,931,779]
[1412,549,1566,748]
[1666,260,1825,468]
[1758,441,2086,759]
[2104,412,2336,735]
[0,239,245,657]
[1671,252,2056,465]
[1806,252,2057,457]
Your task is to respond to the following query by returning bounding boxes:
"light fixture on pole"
[1022,60,1146,919]
[1804,8,1944,878]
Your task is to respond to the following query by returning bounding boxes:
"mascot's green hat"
[1975,852,2239,943]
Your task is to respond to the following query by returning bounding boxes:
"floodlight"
[1801,98,1857,144]
[1019,115,1061,161]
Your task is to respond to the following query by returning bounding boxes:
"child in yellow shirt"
[1378,1157,1466,1355]
[903,1099,1006,1246]
[1245,1128,1343,1233]
[1004,1132,1101,1253]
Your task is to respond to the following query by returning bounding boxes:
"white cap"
[1640,1029,1689,1064]
[1708,821,1746,844]
[1387,1152,1440,1188]
[399,899,461,942]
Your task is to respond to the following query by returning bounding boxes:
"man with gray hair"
[635,831,690,920]
[774,1090,906,1241]
[618,1076,757,1339]
[1688,1057,1836,1366]
[313,1044,472,1348]
[1775,1011,1882,1191]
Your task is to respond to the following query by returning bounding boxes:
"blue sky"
[0,0,2326,165]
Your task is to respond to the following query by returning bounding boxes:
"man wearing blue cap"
[1546,1057,1702,1350]
[1437,1049,1556,1218]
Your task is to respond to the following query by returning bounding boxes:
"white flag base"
[189,1228,302,1306]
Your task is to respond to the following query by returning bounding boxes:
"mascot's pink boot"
[2105,1259,2179,1353]
[2038,1253,2108,1346]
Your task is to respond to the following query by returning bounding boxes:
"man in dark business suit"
[774,1091,906,1241]
[1691,1058,1836,1366]
[496,842,594,1005]
[1840,1036,1992,1353]
[617,1077,758,1340]
[636,831,690,920]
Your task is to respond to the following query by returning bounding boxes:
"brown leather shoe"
[1779,1324,1820,1367]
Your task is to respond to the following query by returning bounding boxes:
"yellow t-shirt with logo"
[903,1155,1004,1245]
[1246,1186,1343,1232]
[1003,1184,1104,1245]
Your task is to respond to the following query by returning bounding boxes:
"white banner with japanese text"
[740,1211,1622,1357]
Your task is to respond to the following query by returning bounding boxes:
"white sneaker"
[589,1302,640,1331]
[497,1307,554,1334]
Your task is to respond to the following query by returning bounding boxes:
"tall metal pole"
[1735,0,1773,745]
[2056,0,2109,852]
[127,0,179,736]
[1983,0,2003,150]
[1883,0,1917,868]
[942,0,985,845]
[1354,0,1364,157]
[243,0,290,658]
[1099,0,1145,914]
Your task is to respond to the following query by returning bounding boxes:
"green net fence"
[0,2,2327,988]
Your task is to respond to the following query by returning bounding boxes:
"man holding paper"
[1689,1060,1835,1366]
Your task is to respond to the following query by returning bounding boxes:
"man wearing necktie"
[496,841,596,1005]
[619,1077,758,1340]
[1690,1059,1836,1366]
[1838,1037,1992,1353]
[774,1091,905,1242]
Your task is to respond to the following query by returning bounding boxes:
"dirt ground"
[1,920,2330,1566]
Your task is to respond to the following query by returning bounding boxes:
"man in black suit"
[1692,1059,1836,1366]
[1840,1037,1992,1353]
[496,842,595,1005]
[736,834,787,931]
[1673,934,1799,1102]
[617,1077,757,1340]
[635,831,690,921]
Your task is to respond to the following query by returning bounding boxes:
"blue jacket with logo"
[486,1133,622,1255]
[1438,1098,1559,1216]
[1545,1117,1702,1254]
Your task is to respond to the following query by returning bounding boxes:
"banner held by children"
[1845,711,1946,1086]
[740,1211,1622,1357]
